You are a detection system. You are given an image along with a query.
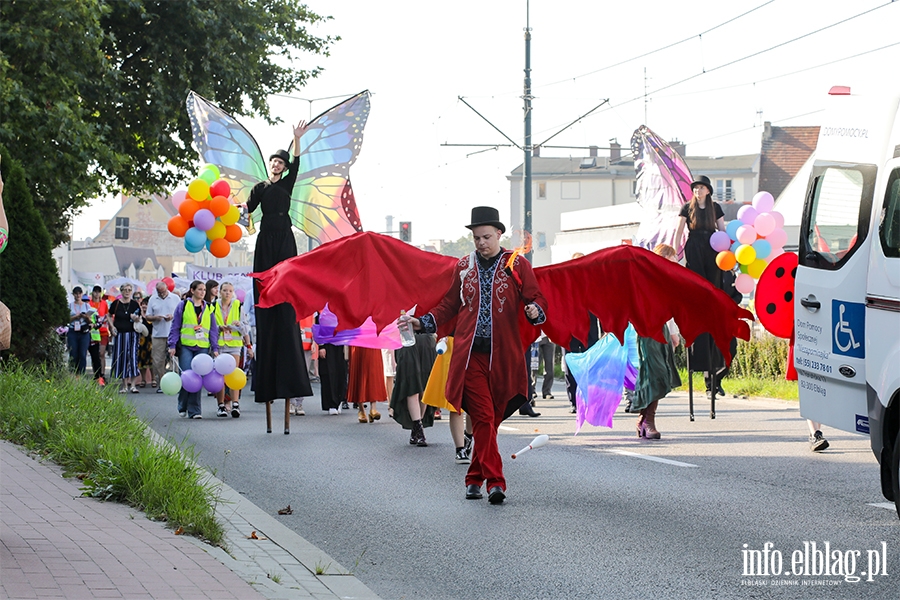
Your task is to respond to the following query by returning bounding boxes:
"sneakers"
[329,408,339,415]
[341,401,350,410]
[463,432,473,457]
[231,403,240,418]
[156,388,163,394]
[178,411,187,418]
[191,414,203,419]
[97,377,106,387]
[810,430,829,452]
[217,405,228,418]
[291,399,305,416]
[455,447,471,464]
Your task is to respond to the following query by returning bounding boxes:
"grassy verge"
[0,362,225,546]
[674,369,799,400]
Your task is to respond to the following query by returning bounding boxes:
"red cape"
[252,232,751,362]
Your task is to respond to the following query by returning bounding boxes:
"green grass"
[0,361,225,546]
[674,369,799,400]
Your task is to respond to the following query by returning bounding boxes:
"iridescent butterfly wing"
[186,91,267,232]
[288,91,370,242]
[631,125,694,256]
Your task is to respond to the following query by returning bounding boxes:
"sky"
[73,0,900,245]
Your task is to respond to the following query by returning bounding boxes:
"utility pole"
[523,0,533,259]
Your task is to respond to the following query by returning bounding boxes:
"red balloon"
[167,215,190,237]
[210,179,231,199]
[209,195,230,217]
[224,224,242,243]
[755,252,798,339]
[178,198,201,221]
[162,277,176,292]
[209,238,230,259]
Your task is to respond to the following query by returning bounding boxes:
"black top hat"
[269,149,292,166]
[690,175,713,194]
[466,206,506,234]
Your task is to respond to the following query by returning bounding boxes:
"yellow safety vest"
[214,301,243,348]
[180,301,214,348]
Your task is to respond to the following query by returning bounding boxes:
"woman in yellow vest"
[214,282,253,418]
[167,280,219,419]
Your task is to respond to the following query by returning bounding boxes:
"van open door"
[795,162,876,434]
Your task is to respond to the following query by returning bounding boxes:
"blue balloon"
[725,220,742,240]
[184,238,204,254]
[205,238,213,251]
[730,240,741,253]
[752,239,772,259]
[185,227,207,248]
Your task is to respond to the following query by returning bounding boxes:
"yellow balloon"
[224,368,247,390]
[205,221,226,240]
[735,244,757,265]
[187,178,210,201]
[747,258,768,279]
[220,205,240,226]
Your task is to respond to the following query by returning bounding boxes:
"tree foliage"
[0,0,336,246]
[0,144,71,365]
[438,233,513,257]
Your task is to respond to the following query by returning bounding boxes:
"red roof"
[758,124,820,200]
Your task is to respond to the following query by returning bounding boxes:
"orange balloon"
[178,198,201,221]
[220,205,240,226]
[716,250,737,271]
[224,224,242,243]
[209,195,230,217]
[209,238,231,259]
[167,215,190,237]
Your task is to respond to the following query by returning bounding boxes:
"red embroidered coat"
[425,250,547,418]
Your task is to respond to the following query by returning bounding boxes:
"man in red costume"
[410,207,547,504]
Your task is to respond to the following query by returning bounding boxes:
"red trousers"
[461,352,506,491]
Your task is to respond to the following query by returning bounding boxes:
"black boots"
[409,420,427,446]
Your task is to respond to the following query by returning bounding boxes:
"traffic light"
[399,221,411,242]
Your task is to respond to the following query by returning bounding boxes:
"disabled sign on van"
[831,300,865,359]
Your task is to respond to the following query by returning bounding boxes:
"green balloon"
[160,372,182,396]
[199,165,219,185]
[739,263,749,274]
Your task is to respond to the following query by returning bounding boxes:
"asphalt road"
[128,381,899,600]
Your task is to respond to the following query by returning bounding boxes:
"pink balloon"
[752,191,775,213]
[709,231,732,252]
[147,278,161,294]
[754,213,776,237]
[770,211,785,229]
[737,224,758,245]
[737,205,759,225]
[172,190,187,209]
[769,247,785,260]
[766,228,788,249]
[735,273,755,295]
[193,208,215,232]
[235,289,246,303]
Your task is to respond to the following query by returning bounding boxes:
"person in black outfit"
[244,123,313,421]
[674,175,728,398]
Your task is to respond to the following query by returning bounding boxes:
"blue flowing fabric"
[565,325,638,433]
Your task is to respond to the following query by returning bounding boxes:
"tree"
[438,233,514,257]
[0,0,336,246]
[0,144,71,365]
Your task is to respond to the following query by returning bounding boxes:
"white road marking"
[498,425,519,432]
[608,449,698,468]
[868,502,896,511]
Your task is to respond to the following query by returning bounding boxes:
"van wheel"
[893,428,900,520]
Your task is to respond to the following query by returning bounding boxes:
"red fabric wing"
[533,245,752,363]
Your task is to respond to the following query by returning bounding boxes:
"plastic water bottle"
[398,310,416,347]
[435,338,448,355]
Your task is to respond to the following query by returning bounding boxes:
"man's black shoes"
[488,486,506,504]
[465,484,483,500]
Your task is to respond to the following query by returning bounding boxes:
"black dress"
[679,201,726,374]
[248,155,312,403]
[319,343,348,411]
[389,332,437,429]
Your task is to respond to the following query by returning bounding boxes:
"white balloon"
[213,353,237,375]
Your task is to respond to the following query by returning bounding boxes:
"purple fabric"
[312,304,402,350]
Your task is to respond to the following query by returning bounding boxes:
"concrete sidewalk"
[0,440,380,600]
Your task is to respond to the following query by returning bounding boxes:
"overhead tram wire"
[552,2,897,126]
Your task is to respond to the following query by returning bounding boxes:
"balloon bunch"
[709,191,788,295]
[167,164,243,258]
[159,353,248,396]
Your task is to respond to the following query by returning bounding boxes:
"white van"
[795,87,900,520]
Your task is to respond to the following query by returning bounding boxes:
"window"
[880,168,900,258]
[800,164,876,270]
[114,217,129,240]
[537,182,546,199]
[561,181,580,200]
[716,179,734,201]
